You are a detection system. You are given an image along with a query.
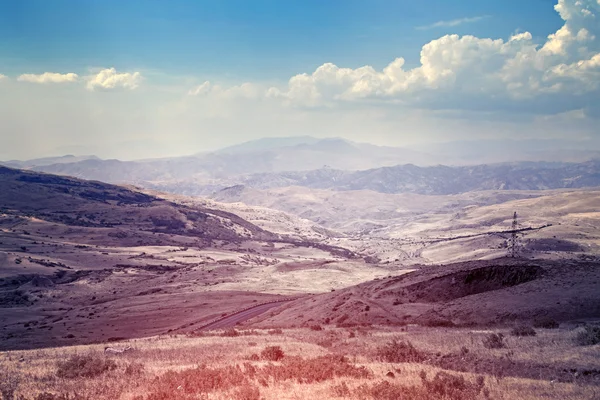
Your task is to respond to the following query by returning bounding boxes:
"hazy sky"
[0,0,599,160]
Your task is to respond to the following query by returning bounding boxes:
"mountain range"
[2,136,599,198]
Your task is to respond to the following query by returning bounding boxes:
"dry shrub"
[221,328,240,337]
[330,381,351,397]
[575,325,600,346]
[232,384,261,400]
[533,316,559,329]
[375,339,425,363]
[267,328,283,335]
[261,345,285,361]
[482,333,505,349]
[421,371,485,400]
[357,380,425,400]
[0,369,19,400]
[510,325,536,337]
[310,324,323,331]
[144,364,248,398]
[124,361,145,376]
[33,394,86,400]
[356,371,486,400]
[139,355,371,399]
[259,354,372,384]
[316,338,335,348]
[56,354,117,379]
[420,316,455,327]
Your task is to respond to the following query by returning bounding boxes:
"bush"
[510,325,536,337]
[309,324,323,331]
[575,325,600,346]
[357,380,422,400]
[482,333,505,349]
[124,362,145,376]
[221,328,239,337]
[140,355,371,399]
[261,346,285,361]
[259,354,371,384]
[0,369,19,400]
[267,328,283,335]
[421,371,485,400]
[533,316,559,329]
[375,339,425,363]
[232,384,260,400]
[56,354,117,379]
[356,372,486,400]
[330,381,351,397]
[420,316,455,327]
[34,394,86,400]
[142,364,247,399]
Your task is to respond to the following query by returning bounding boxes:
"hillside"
[248,258,600,329]
[0,165,276,246]
[0,167,398,350]
[210,185,600,265]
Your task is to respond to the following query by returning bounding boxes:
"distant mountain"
[408,139,600,165]
[216,136,322,154]
[150,160,600,196]
[3,137,599,197]
[5,138,441,185]
[244,160,600,194]
[2,155,100,169]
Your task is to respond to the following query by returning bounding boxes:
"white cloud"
[86,68,142,91]
[416,15,489,30]
[17,72,79,84]
[0,74,7,81]
[268,0,600,114]
[188,81,261,99]
[188,81,212,96]
[1,0,598,161]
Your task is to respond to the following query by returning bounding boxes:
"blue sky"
[1,0,563,79]
[0,0,598,160]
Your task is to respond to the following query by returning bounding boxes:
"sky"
[0,0,599,160]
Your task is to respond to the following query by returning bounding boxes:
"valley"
[1,154,599,399]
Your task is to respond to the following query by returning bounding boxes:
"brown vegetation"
[2,324,598,399]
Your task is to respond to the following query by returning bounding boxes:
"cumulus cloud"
[416,15,489,30]
[0,74,7,81]
[268,0,600,114]
[86,68,142,91]
[17,72,79,84]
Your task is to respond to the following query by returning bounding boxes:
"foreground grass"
[1,325,598,399]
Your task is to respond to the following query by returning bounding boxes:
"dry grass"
[1,326,598,399]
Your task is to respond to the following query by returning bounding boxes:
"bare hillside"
[248,259,600,329]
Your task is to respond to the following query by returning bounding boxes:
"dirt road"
[199,300,292,331]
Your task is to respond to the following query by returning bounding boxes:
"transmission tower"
[508,211,520,258]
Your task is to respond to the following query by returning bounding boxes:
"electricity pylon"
[508,211,520,258]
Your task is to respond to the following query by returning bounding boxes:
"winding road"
[199,300,293,331]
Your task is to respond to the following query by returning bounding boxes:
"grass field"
[1,324,599,399]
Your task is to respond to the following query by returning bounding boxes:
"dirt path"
[199,300,293,331]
